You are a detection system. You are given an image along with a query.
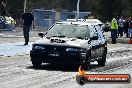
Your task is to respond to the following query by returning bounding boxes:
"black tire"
[97,55,106,66]
[32,61,42,67]
[98,47,107,66]
[83,51,91,70]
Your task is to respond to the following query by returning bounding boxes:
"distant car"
[0,16,15,30]
[30,21,107,68]
[5,16,15,24]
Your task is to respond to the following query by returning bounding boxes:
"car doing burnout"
[30,21,107,68]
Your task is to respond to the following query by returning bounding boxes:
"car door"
[95,25,106,57]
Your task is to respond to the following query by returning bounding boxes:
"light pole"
[24,0,27,13]
[76,0,80,22]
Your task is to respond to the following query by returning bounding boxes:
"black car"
[30,21,107,68]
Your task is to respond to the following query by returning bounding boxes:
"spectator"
[124,18,130,37]
[22,9,34,45]
[128,17,132,38]
[111,15,118,44]
[118,16,125,37]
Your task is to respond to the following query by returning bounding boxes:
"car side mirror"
[91,36,98,40]
[88,36,98,44]
[38,33,44,38]
[102,30,104,33]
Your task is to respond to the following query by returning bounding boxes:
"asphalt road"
[0,43,132,88]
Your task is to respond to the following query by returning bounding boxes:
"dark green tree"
[0,0,132,20]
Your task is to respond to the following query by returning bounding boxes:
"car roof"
[56,21,99,27]
[66,19,103,24]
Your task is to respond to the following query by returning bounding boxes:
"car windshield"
[45,24,90,39]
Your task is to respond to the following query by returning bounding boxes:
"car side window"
[90,26,98,38]
[95,25,105,40]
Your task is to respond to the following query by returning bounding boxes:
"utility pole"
[76,0,80,22]
[24,0,27,13]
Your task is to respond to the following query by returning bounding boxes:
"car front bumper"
[30,50,87,64]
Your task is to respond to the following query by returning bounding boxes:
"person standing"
[118,16,125,37]
[111,15,118,44]
[128,17,132,38]
[124,18,130,37]
[22,9,34,45]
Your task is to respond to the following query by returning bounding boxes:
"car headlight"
[32,45,44,50]
[66,48,86,52]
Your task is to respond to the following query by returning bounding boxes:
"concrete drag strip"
[0,42,32,57]
[0,46,132,88]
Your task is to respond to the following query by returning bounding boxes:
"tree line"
[1,0,132,21]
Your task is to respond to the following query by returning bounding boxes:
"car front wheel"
[32,61,42,67]
[97,55,106,66]
[83,51,91,70]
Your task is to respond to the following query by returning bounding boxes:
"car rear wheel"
[32,61,42,67]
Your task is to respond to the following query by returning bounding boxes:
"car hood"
[34,37,89,48]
